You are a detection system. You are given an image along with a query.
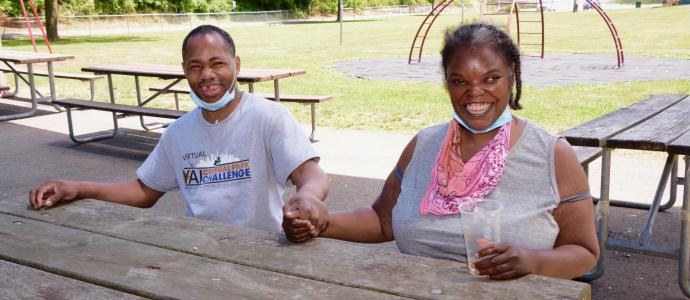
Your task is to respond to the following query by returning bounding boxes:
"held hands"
[282,192,328,243]
[472,242,537,280]
[29,179,80,210]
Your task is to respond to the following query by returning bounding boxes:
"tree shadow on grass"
[2,35,160,47]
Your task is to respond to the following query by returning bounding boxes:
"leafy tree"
[0,0,434,17]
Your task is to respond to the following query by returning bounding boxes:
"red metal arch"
[408,0,624,68]
[584,0,624,67]
[408,0,455,64]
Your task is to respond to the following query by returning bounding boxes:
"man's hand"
[472,242,538,280]
[29,179,80,210]
[282,192,329,242]
[282,209,315,243]
[284,159,329,243]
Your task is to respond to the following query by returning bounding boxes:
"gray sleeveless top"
[392,121,560,262]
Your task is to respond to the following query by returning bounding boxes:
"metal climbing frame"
[480,0,545,58]
[584,0,624,68]
[408,0,624,68]
[18,0,53,53]
[408,0,455,64]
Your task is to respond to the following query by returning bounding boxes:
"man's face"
[182,32,240,103]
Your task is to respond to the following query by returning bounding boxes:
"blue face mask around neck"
[190,77,237,112]
[452,105,512,134]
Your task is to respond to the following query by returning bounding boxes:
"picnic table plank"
[607,96,690,151]
[561,94,688,147]
[0,199,591,300]
[0,260,144,300]
[82,64,182,80]
[668,131,690,156]
[0,213,401,300]
[0,49,74,64]
[54,98,186,119]
[82,64,306,82]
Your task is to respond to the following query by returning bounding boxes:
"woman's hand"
[471,242,538,280]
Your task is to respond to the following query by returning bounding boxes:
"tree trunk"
[336,0,342,22]
[46,0,59,41]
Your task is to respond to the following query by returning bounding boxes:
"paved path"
[332,54,690,87]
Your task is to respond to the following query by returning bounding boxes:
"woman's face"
[445,45,513,132]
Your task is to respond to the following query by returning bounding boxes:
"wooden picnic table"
[81,63,306,131]
[561,93,690,296]
[0,199,591,299]
[82,63,305,101]
[0,49,74,121]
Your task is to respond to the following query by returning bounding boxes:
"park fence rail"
[0,5,445,39]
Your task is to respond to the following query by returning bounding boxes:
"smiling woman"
[284,22,600,281]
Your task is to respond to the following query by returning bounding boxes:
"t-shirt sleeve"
[137,132,178,192]
[270,110,319,185]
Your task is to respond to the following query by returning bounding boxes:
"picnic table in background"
[82,63,305,109]
[64,63,328,142]
[0,49,74,121]
[83,64,306,128]
[561,93,690,296]
[0,198,591,299]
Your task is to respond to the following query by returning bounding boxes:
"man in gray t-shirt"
[29,25,330,235]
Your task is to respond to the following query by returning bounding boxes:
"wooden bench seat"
[53,98,185,144]
[0,65,104,81]
[0,65,103,101]
[149,86,332,142]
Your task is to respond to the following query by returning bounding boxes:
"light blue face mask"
[452,105,512,134]
[190,76,237,112]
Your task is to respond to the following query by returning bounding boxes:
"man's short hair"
[182,25,236,60]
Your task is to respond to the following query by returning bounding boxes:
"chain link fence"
[1,5,442,39]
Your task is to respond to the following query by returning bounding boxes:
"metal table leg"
[309,103,317,142]
[639,155,678,246]
[0,63,37,121]
[46,62,64,112]
[1,61,19,98]
[580,147,612,281]
[679,156,690,297]
[591,159,679,211]
[134,75,169,130]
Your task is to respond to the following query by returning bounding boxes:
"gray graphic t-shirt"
[138,92,318,232]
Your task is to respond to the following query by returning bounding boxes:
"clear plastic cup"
[459,200,502,276]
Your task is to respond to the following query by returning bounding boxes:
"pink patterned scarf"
[419,120,512,215]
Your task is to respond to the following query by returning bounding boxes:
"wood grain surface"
[0,212,400,300]
[0,199,590,300]
[0,260,144,300]
[561,94,687,147]
[607,96,690,151]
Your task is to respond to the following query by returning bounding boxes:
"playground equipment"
[408,0,624,68]
[480,0,545,59]
[18,0,53,53]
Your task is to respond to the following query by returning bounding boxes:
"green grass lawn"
[3,5,689,133]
